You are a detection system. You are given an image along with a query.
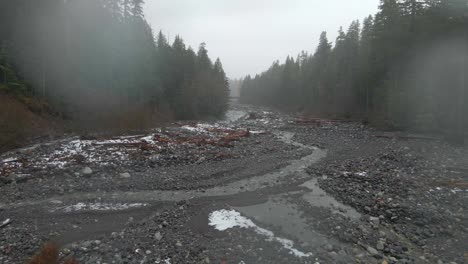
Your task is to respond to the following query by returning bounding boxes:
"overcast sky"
[144,0,379,79]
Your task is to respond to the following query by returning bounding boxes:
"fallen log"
[0,218,11,229]
[445,167,468,173]
[433,179,468,188]
[112,134,145,140]
[92,142,150,148]
[0,159,19,164]
[374,133,441,141]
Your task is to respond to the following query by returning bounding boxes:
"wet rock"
[82,167,93,175]
[120,172,131,179]
[377,241,385,251]
[81,241,93,248]
[369,216,380,225]
[367,246,379,256]
[154,232,162,241]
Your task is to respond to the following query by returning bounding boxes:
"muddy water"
[234,197,329,248]
[226,131,360,254]
[301,179,360,220]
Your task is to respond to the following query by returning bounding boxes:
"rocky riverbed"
[0,103,467,264]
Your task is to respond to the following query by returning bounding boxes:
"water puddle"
[301,179,361,220]
[234,198,329,249]
[209,208,314,258]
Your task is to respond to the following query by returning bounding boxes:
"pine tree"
[131,0,144,18]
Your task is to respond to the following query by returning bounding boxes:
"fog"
[144,0,379,79]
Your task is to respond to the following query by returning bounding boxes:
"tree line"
[241,0,467,135]
[0,0,229,128]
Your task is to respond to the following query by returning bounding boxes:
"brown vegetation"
[29,243,78,264]
[0,93,62,152]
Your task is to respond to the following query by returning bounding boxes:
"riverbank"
[0,103,466,264]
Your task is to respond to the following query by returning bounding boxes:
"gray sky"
[144,0,379,79]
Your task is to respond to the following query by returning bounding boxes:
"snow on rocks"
[209,209,313,258]
[51,202,147,213]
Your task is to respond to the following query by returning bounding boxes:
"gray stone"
[369,216,380,225]
[324,244,334,251]
[82,167,93,175]
[120,172,131,178]
[376,241,385,251]
[367,246,379,255]
[154,232,162,241]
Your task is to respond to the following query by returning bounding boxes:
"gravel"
[0,103,466,264]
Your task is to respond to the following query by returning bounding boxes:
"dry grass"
[29,243,79,264]
[29,243,59,264]
[0,92,62,152]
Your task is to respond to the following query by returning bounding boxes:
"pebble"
[367,246,379,256]
[154,232,162,241]
[120,172,131,178]
[82,167,93,175]
[325,244,334,251]
[369,216,380,225]
[376,241,385,250]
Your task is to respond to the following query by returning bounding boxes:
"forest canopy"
[240,0,467,134]
[0,0,230,129]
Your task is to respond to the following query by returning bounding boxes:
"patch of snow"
[355,172,368,177]
[53,202,147,212]
[181,125,200,132]
[209,209,313,258]
[260,119,270,124]
[141,134,156,144]
[429,186,468,193]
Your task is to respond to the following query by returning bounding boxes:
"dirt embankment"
[0,93,63,152]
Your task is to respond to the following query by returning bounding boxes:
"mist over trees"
[241,0,468,133]
[0,0,229,128]
[228,79,243,97]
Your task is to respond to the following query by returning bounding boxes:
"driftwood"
[0,218,11,229]
[0,159,19,164]
[433,179,468,188]
[92,142,148,147]
[374,133,441,141]
[294,117,354,126]
[111,135,146,140]
[445,167,468,173]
